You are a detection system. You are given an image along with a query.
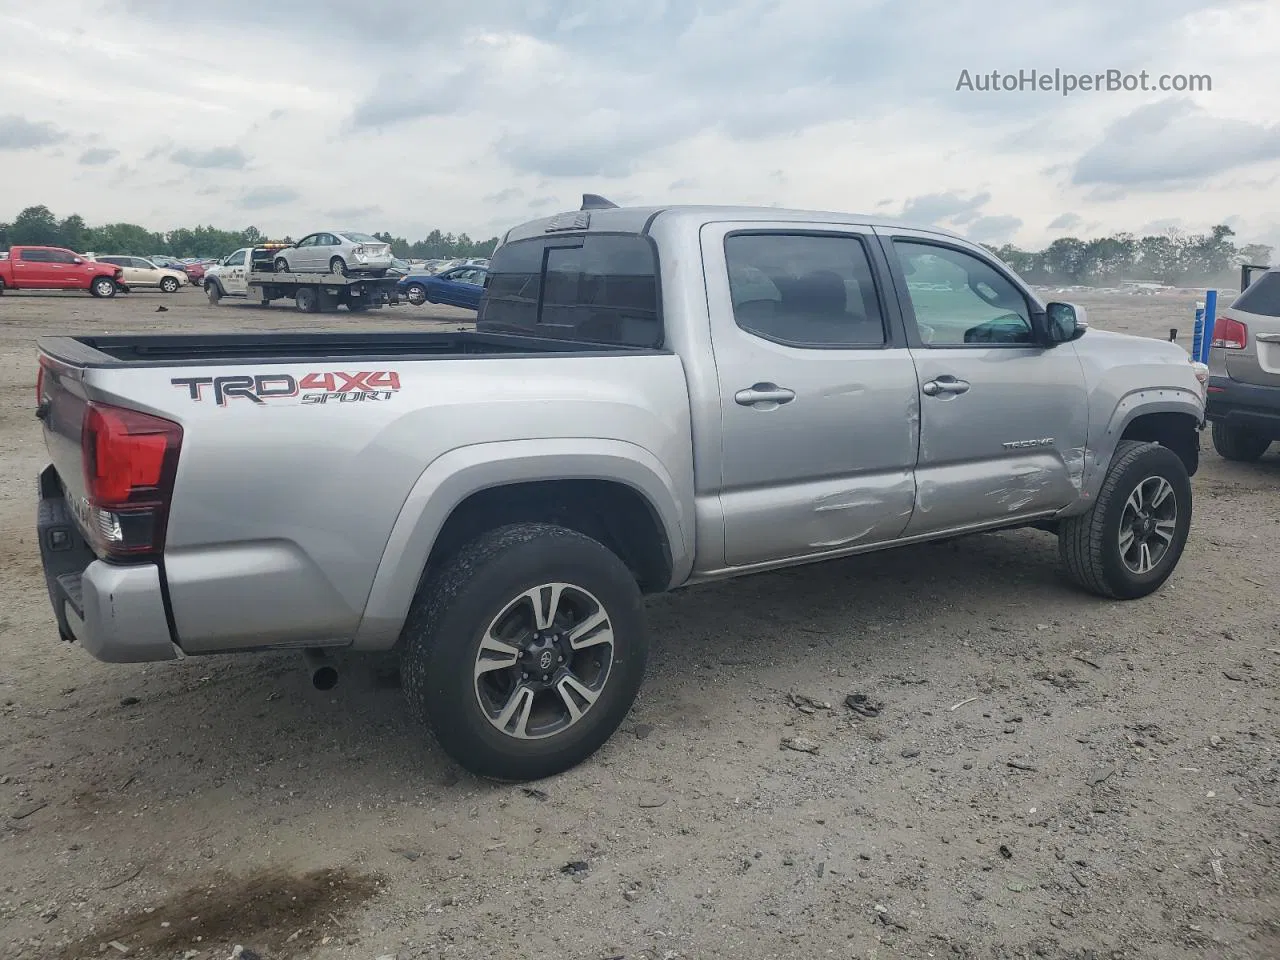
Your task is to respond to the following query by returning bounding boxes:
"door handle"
[735,383,796,406]
[922,377,970,397]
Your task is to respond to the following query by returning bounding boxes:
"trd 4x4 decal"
[171,371,401,406]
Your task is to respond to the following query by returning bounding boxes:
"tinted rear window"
[1232,270,1280,318]
[477,234,661,348]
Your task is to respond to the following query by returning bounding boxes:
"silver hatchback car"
[272,230,394,276]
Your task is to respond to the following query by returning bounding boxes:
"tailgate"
[37,354,92,507]
[1218,271,1280,387]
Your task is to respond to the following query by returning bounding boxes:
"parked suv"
[271,231,393,276]
[94,256,187,293]
[1206,267,1280,460]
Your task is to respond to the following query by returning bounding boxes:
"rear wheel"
[329,257,348,277]
[295,286,320,313]
[90,277,117,298]
[160,276,179,293]
[405,283,427,305]
[1211,420,1271,462]
[1058,440,1192,599]
[0,277,5,295]
[401,523,649,782]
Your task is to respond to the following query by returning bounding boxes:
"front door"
[221,248,249,295]
[45,249,81,287]
[701,221,921,568]
[129,257,160,286]
[878,229,1088,536]
[292,235,319,270]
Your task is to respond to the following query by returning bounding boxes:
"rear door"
[13,248,57,286]
[130,257,161,286]
[701,220,920,567]
[1216,270,1280,387]
[878,229,1088,536]
[314,233,340,271]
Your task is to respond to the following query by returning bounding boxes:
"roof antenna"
[581,193,618,210]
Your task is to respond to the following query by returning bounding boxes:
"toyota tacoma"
[34,198,1206,781]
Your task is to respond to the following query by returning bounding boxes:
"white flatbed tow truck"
[204,243,401,313]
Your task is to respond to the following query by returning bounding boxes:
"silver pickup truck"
[35,199,1206,781]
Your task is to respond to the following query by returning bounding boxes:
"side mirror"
[1045,301,1088,344]
[73,257,83,264]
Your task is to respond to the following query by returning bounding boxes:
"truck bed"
[37,330,663,368]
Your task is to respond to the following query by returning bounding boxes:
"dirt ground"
[0,285,1276,960]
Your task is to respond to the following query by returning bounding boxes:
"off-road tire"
[1058,440,1192,599]
[1211,420,1271,462]
[400,522,649,782]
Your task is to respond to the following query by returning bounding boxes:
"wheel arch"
[353,439,693,651]
[1075,390,1203,509]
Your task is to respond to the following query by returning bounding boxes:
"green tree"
[10,205,62,245]
[59,214,89,253]
[1044,237,1088,281]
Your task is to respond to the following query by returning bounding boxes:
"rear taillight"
[80,402,182,558]
[1211,317,1248,350]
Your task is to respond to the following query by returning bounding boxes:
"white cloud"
[0,0,1276,250]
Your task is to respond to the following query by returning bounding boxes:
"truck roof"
[501,199,968,246]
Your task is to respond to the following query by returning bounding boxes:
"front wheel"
[206,282,222,305]
[90,277,117,298]
[160,276,179,293]
[1058,440,1192,599]
[401,523,649,782]
[1211,420,1272,462]
[404,283,427,305]
[274,257,290,273]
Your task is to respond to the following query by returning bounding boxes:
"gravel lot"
[0,285,1277,960]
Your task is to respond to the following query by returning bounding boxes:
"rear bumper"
[1205,375,1280,438]
[37,467,178,663]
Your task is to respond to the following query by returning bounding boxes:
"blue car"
[399,264,488,309]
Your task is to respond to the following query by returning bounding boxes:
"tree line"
[0,205,500,261]
[985,224,1273,289]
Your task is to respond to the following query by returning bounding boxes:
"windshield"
[341,231,379,243]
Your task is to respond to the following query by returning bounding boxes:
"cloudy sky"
[1,0,1278,253]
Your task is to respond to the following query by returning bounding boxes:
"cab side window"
[892,241,1033,346]
[225,249,247,267]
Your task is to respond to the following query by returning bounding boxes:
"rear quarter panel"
[75,353,694,653]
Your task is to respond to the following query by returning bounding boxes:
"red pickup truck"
[0,246,126,297]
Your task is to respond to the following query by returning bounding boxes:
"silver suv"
[272,230,393,276]
[1206,268,1280,461]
